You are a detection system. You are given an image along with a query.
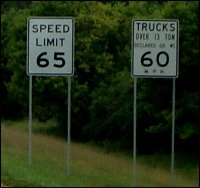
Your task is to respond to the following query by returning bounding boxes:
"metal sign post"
[27,17,75,176]
[67,76,71,176]
[133,77,137,187]
[171,78,176,186]
[131,19,179,186]
[28,75,32,165]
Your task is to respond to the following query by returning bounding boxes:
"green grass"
[1,119,199,187]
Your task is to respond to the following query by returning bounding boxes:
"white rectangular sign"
[27,17,74,76]
[132,19,179,78]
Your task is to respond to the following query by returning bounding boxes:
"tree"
[1,1,199,153]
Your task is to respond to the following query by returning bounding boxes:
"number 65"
[37,52,65,68]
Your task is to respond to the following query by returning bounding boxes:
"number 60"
[141,51,169,67]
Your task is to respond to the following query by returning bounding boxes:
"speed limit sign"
[132,19,179,78]
[27,17,74,76]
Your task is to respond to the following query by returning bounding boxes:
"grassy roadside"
[1,119,199,187]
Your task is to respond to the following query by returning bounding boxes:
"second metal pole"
[67,76,71,176]
[170,78,176,186]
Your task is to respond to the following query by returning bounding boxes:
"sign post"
[28,75,32,165]
[27,17,75,176]
[67,76,71,176]
[131,19,179,186]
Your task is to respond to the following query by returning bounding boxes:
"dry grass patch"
[1,120,199,187]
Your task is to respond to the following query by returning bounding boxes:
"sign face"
[27,17,74,76]
[132,19,179,78]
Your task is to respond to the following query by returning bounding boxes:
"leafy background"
[1,1,199,154]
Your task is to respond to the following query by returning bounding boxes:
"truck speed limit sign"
[132,19,179,78]
[27,17,74,76]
